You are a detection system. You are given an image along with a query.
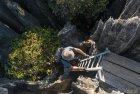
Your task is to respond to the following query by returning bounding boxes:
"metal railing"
[78,49,110,71]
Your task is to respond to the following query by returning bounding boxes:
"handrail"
[80,50,110,62]
[78,49,110,71]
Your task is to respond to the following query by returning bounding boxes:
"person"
[80,39,97,55]
[56,46,89,79]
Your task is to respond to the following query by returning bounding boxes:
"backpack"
[55,47,64,61]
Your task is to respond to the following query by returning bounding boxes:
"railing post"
[96,55,102,67]
[91,57,96,68]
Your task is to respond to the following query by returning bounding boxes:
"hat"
[61,49,75,61]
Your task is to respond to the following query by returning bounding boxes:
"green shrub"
[48,0,109,20]
[8,27,59,81]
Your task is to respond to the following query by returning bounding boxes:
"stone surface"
[0,87,8,94]
[101,0,127,20]
[1,79,73,94]
[6,1,40,28]
[91,17,140,58]
[119,0,140,19]
[0,22,19,77]
[90,20,104,43]
[0,0,63,32]
[92,16,140,62]
[58,22,84,47]
[0,1,24,33]
[13,0,62,29]
[0,77,124,94]
[90,0,140,62]
[123,37,140,62]
[72,76,124,94]
[45,79,72,94]
[72,77,99,94]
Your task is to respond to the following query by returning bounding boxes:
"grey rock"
[1,79,47,94]
[119,0,140,19]
[72,77,99,94]
[90,20,104,43]
[96,17,114,51]
[0,1,24,33]
[91,16,140,62]
[14,0,61,29]
[0,22,19,77]
[0,87,8,94]
[5,1,40,28]
[72,76,123,94]
[102,0,127,20]
[58,22,84,47]
[0,21,19,52]
[3,79,72,94]
[45,79,72,94]
[2,77,124,94]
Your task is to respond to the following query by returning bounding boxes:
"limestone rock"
[0,22,19,77]
[5,1,40,28]
[0,87,8,94]
[119,0,140,19]
[91,16,140,62]
[72,76,123,94]
[1,77,124,94]
[102,0,126,20]
[0,1,24,33]
[90,0,140,62]
[90,20,104,42]
[45,79,72,94]
[72,77,99,94]
[92,17,140,51]
[58,22,84,47]
[3,79,72,94]
[123,37,140,62]
[13,0,62,29]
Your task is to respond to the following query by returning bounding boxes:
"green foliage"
[8,27,59,81]
[48,0,109,20]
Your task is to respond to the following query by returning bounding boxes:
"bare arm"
[75,48,89,56]
[70,66,85,71]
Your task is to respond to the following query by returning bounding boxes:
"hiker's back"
[55,47,64,61]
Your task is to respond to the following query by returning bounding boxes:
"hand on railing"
[71,66,86,71]
[84,54,90,58]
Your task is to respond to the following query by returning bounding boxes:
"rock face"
[13,0,62,29]
[119,0,140,19]
[102,0,127,20]
[0,87,8,94]
[58,22,84,47]
[0,0,40,33]
[0,22,19,77]
[1,77,123,94]
[2,79,73,94]
[91,0,140,61]
[0,1,24,33]
[72,77,123,94]
[90,0,140,62]
[91,16,140,62]
[72,77,99,94]
[6,1,40,28]
[0,0,63,33]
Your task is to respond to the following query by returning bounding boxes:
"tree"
[48,0,109,20]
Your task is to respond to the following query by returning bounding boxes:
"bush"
[8,27,59,81]
[48,0,109,20]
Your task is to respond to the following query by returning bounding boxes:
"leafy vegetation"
[48,0,109,20]
[8,27,59,81]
